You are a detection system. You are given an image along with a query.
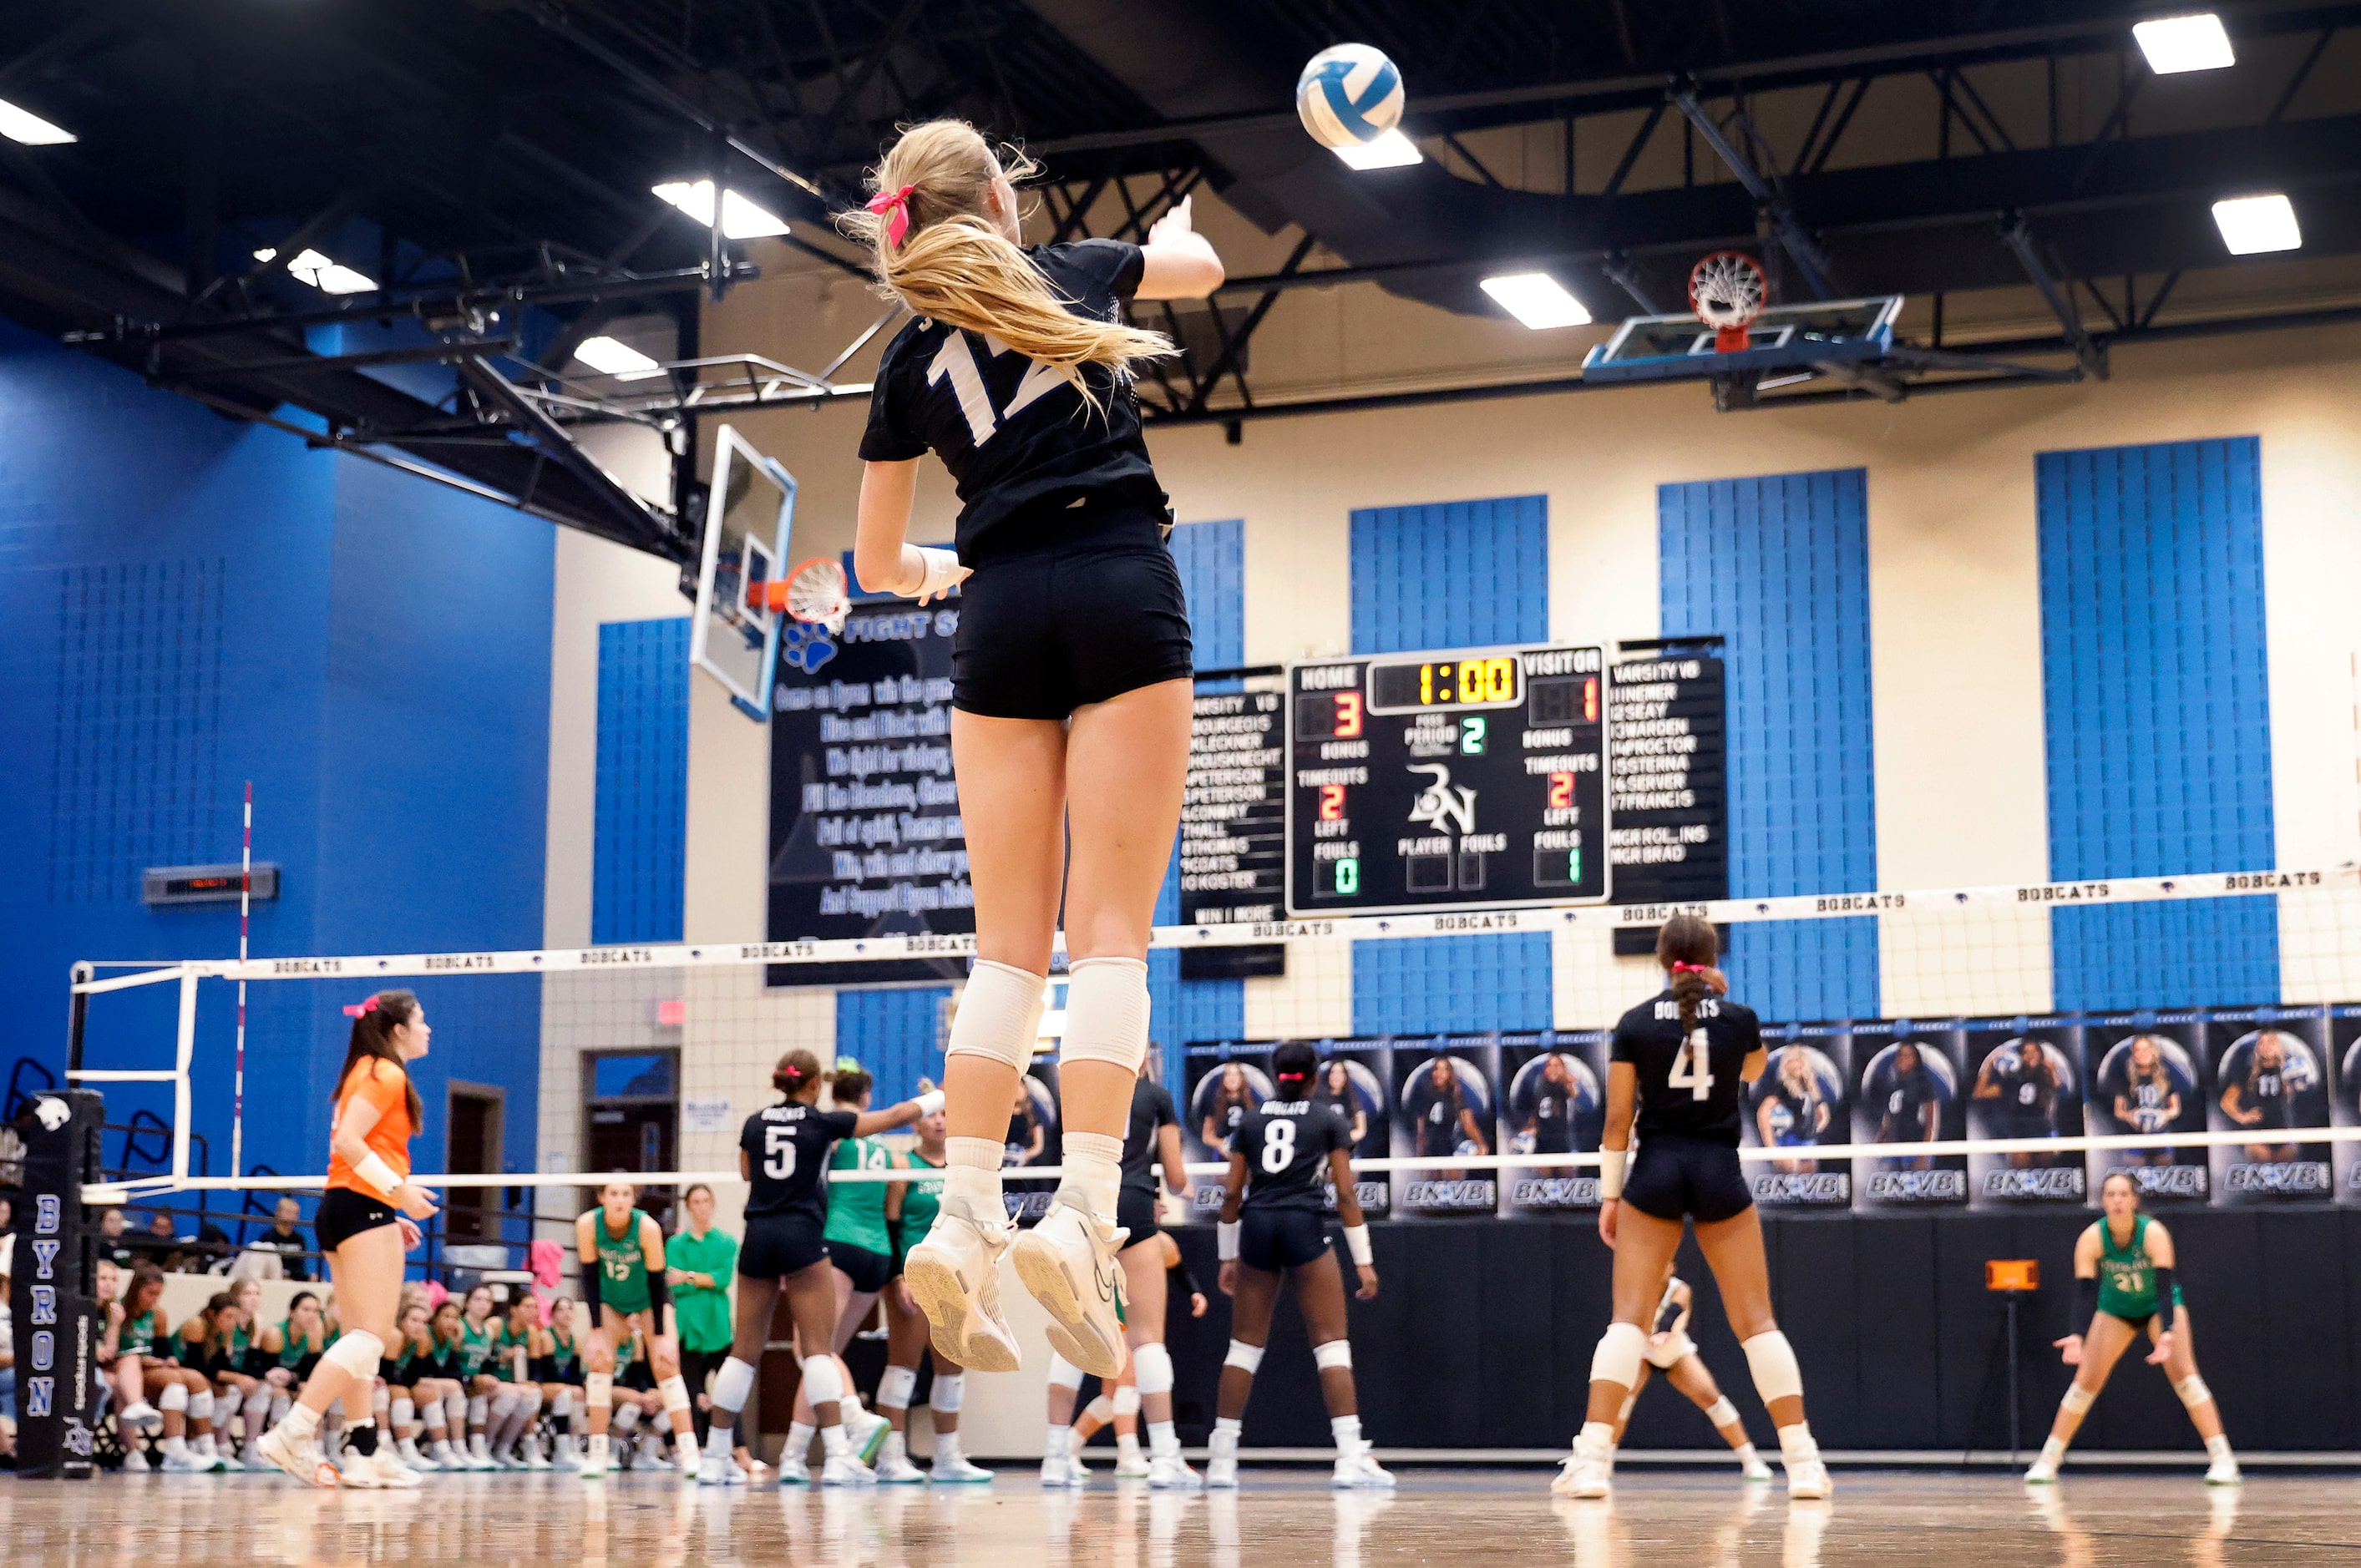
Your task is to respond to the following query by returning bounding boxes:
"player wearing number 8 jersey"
[1209,1041,1391,1490]
[1560,916,1830,1502]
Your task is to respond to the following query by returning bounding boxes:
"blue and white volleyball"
[1295,43,1404,149]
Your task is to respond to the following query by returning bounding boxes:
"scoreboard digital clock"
[1287,645,1610,915]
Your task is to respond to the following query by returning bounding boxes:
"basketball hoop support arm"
[2000,220,2109,379]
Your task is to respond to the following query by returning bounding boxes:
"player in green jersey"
[575,1177,698,1479]
[2027,1170,2239,1485]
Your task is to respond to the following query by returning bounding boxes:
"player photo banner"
[1390,1034,1502,1215]
[1852,1022,1968,1209]
[1742,1023,1853,1206]
[2085,1012,2211,1203]
[2332,1008,2361,1206]
[1183,1042,1274,1220]
[1963,1018,2087,1207]
[1498,1029,1609,1211]
[1309,1037,1393,1217]
[2206,1007,2334,1202]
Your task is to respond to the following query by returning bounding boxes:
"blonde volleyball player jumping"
[847,118,1224,1383]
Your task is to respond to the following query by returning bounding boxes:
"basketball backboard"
[1582,296,1903,385]
[690,424,798,721]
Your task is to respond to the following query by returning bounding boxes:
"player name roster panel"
[1288,646,1611,915]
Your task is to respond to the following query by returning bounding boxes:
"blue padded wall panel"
[838,987,951,1107]
[1150,520,1248,1089]
[2039,438,2277,1008]
[1351,497,1553,1034]
[1659,469,1879,1021]
[593,618,690,945]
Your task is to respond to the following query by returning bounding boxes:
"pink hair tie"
[867,183,917,249]
[342,996,379,1018]
[1670,962,1710,974]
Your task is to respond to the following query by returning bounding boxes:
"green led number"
[1334,857,1360,896]
[1460,716,1487,755]
[1569,847,1582,884]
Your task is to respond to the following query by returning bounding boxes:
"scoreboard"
[1287,645,1611,915]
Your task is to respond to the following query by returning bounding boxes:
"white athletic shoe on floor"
[819,1452,874,1487]
[119,1448,152,1474]
[121,1401,163,1433]
[1038,1452,1081,1489]
[776,1452,812,1486]
[873,1436,926,1485]
[160,1445,212,1474]
[1010,1195,1129,1381]
[217,1448,246,1473]
[676,1444,702,1480]
[1113,1445,1152,1479]
[902,1195,1023,1373]
[1145,1454,1200,1490]
[1785,1456,1832,1500]
[2024,1457,2059,1485]
[396,1438,432,1470]
[331,1448,384,1488]
[930,1450,993,1485]
[849,1406,891,1465]
[522,1442,553,1470]
[256,1427,340,1489]
[1744,1454,1776,1483]
[1205,1435,1239,1491]
[240,1439,264,1469]
[1553,1449,1613,1500]
[2204,1454,2242,1486]
[1332,1449,1395,1490]
[578,1436,610,1479]
[359,1450,424,1489]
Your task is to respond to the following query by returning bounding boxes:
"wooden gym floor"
[3,1468,2353,1565]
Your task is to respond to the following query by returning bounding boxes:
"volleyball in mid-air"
[1295,43,1404,149]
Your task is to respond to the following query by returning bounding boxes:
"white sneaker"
[522,1442,553,1470]
[1205,1436,1239,1490]
[636,1434,673,1470]
[1785,1456,1832,1501]
[122,1401,164,1433]
[930,1450,993,1485]
[427,1439,459,1469]
[120,1448,152,1474]
[1039,1452,1079,1489]
[676,1444,702,1480]
[1114,1444,1152,1479]
[2204,1454,2242,1486]
[217,1448,247,1473]
[902,1196,1023,1373]
[397,1438,433,1471]
[1333,1449,1395,1489]
[333,1448,385,1487]
[849,1406,891,1465]
[2024,1457,2058,1485]
[819,1452,874,1487]
[1009,1195,1128,1381]
[776,1452,812,1486]
[361,1450,424,1489]
[1146,1454,1200,1490]
[160,1445,211,1474]
[240,1440,264,1469]
[1744,1454,1776,1483]
[256,1426,341,1489]
[698,1441,745,1485]
[1553,1448,1612,1500]
[579,1436,610,1479]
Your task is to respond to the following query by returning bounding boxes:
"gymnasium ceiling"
[4,0,2361,544]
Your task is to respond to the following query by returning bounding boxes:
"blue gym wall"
[1349,495,1554,1035]
[0,318,550,1210]
[592,617,690,946]
[2038,438,2277,1009]
[1659,468,1880,1021]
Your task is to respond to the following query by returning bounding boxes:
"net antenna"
[1690,250,1767,352]
[777,555,851,635]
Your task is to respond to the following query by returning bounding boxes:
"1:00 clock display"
[1366,655,1522,714]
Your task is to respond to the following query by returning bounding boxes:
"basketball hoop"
[775,556,850,635]
[1690,251,1767,353]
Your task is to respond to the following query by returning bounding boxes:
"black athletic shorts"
[315,1187,398,1252]
[1116,1186,1161,1250]
[1239,1207,1330,1273]
[952,508,1193,721]
[826,1240,893,1294]
[739,1213,829,1280]
[1623,1135,1753,1225]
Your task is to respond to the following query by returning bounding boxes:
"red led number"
[1319,784,1347,821]
[1548,771,1574,810]
[1332,690,1363,738]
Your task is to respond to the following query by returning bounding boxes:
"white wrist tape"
[1217,1221,1240,1261]
[912,1090,945,1116]
[913,547,962,598]
[1342,1223,1372,1267]
[352,1152,403,1202]
[1597,1148,1626,1201]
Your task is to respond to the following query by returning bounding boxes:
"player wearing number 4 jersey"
[698,1049,939,1486]
[1560,916,1831,1502]
[1211,1041,1392,1490]
[848,118,1224,1389]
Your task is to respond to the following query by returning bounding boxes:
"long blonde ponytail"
[839,120,1175,408]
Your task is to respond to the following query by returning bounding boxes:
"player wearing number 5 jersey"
[1560,916,1831,1503]
[849,119,1224,1388]
[699,1049,940,1486]
[1210,1041,1392,1491]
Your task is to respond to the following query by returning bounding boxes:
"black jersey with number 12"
[1610,989,1764,1143]
[1234,1099,1353,1211]
[742,1103,859,1222]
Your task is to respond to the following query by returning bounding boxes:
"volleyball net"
[51,862,2361,1224]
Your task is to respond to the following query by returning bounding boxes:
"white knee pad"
[1589,1322,1647,1390]
[1312,1339,1353,1372]
[322,1329,384,1382]
[1740,1331,1802,1405]
[712,1356,757,1416]
[518,1385,545,1414]
[372,1384,390,1417]
[188,1388,215,1424]
[2060,1382,2096,1416]
[1112,1385,1141,1417]
[1132,1342,1174,1397]
[217,1387,245,1420]
[1059,957,1150,1072]
[271,1392,291,1424]
[490,1391,519,1419]
[1223,1340,1265,1375]
[877,1366,918,1411]
[799,1356,844,1407]
[468,1394,489,1424]
[1046,1353,1087,1391]
[160,1383,189,1414]
[550,1392,574,1420]
[443,1389,469,1428]
[930,1373,964,1414]
[2174,1375,2212,1410]
[613,1403,642,1432]
[946,959,1048,1072]
[389,1396,412,1428]
[584,1373,612,1412]
[421,1396,447,1433]
[1704,1398,1740,1429]
[1085,1395,1115,1424]
[658,1374,692,1415]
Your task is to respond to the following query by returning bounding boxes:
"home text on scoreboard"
[1286,645,1610,915]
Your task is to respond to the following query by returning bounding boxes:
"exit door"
[582,1050,679,1224]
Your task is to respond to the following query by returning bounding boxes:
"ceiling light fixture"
[2211,192,2300,255]
[255,246,377,294]
[1332,128,1423,170]
[1480,272,1593,329]
[2133,13,2235,73]
[651,180,791,239]
[573,335,667,381]
[0,98,75,145]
